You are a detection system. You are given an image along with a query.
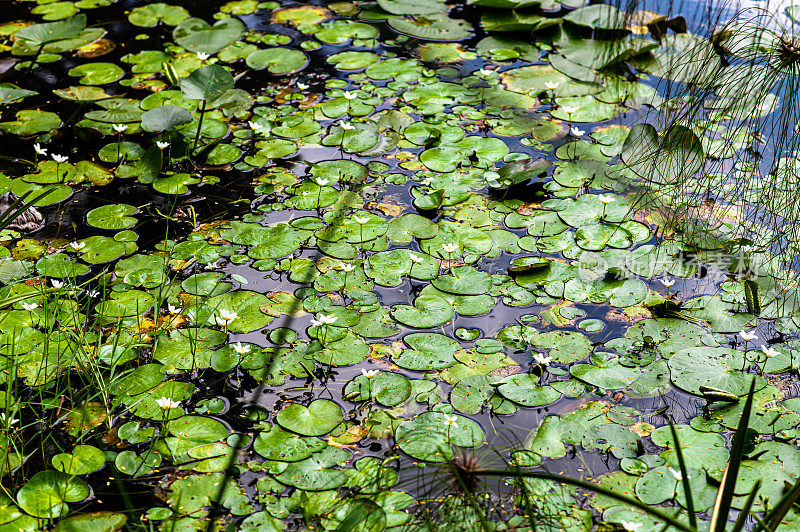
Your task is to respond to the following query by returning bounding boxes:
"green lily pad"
[391,294,454,328]
[129,3,190,27]
[52,512,127,532]
[496,375,561,407]
[51,445,105,475]
[173,17,245,54]
[141,105,193,132]
[668,347,761,396]
[68,63,124,85]
[393,333,459,370]
[277,399,344,437]
[86,203,138,230]
[16,471,90,519]
[153,328,226,369]
[395,412,483,462]
[431,266,491,295]
[274,446,349,491]
[343,371,411,406]
[0,110,62,136]
[253,425,326,462]
[388,14,473,41]
[246,48,309,74]
[166,415,229,442]
[180,64,234,103]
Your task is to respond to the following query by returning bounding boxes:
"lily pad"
[246,48,308,74]
[173,17,245,54]
[277,399,344,437]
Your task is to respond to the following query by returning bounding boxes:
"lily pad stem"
[25,44,45,76]
[192,99,207,153]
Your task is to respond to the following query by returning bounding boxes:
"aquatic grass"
[428,376,800,532]
[603,0,800,298]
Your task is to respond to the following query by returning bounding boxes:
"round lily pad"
[68,62,124,85]
[344,371,411,406]
[277,399,344,437]
[85,203,138,230]
[253,425,326,462]
[393,332,459,370]
[173,17,245,54]
[51,445,105,475]
[496,375,561,407]
[246,48,308,74]
[395,412,483,462]
[16,471,90,519]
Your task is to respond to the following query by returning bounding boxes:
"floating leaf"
[173,17,245,54]
[277,399,344,437]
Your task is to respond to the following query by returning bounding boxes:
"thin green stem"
[192,100,207,153]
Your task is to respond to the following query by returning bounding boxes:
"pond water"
[2,0,800,531]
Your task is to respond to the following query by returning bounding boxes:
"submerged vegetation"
[2,0,800,530]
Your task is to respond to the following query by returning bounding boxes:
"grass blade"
[732,479,761,532]
[756,477,800,532]
[0,186,55,232]
[709,377,757,532]
[752,513,776,532]
[334,498,385,532]
[470,469,696,532]
[670,421,697,529]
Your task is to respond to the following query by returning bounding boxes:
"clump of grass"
[609,1,800,287]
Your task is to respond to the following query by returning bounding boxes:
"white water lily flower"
[740,330,758,342]
[196,52,210,60]
[315,177,330,186]
[232,342,251,355]
[479,68,493,77]
[249,121,266,132]
[443,414,458,427]
[353,215,370,224]
[215,309,237,326]
[167,304,182,314]
[0,412,18,426]
[409,253,423,264]
[68,241,85,251]
[442,243,459,253]
[20,301,38,311]
[545,81,560,90]
[668,467,683,480]
[561,105,580,115]
[112,124,128,133]
[297,81,309,90]
[343,90,357,100]
[761,345,780,358]
[533,352,552,366]
[341,263,356,272]
[51,279,64,289]
[620,522,643,532]
[156,141,170,149]
[340,121,355,130]
[88,290,100,298]
[660,277,675,287]
[316,314,338,325]
[361,368,378,378]
[51,154,68,163]
[598,194,614,204]
[34,143,47,156]
[155,397,181,409]
[570,126,585,136]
